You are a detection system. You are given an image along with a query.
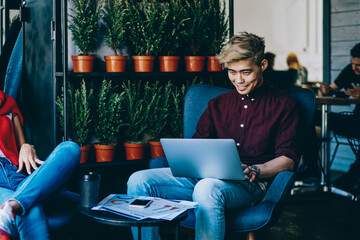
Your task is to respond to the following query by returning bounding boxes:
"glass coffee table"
[79,206,188,240]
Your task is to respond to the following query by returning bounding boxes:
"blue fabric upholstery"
[3,29,23,100]
[150,84,316,233]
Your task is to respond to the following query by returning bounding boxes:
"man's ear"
[261,59,268,72]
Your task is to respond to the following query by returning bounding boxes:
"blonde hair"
[286,53,300,69]
[216,32,265,68]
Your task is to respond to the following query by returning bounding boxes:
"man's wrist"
[248,165,261,178]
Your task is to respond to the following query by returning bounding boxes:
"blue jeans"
[0,141,80,240]
[127,168,264,240]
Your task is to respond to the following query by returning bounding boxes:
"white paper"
[92,194,197,221]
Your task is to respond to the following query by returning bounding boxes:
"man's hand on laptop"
[242,164,259,182]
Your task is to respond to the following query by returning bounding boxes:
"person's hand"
[17,144,44,174]
[242,164,256,183]
[344,86,360,99]
[318,83,333,96]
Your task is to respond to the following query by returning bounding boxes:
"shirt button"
[244,105,248,109]
[251,98,255,101]
[241,98,244,100]
[236,143,240,146]
[240,124,244,128]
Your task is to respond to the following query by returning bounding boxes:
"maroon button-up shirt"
[193,85,302,166]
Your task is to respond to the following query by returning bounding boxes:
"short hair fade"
[350,42,360,58]
[216,32,265,68]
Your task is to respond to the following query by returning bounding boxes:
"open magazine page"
[92,194,197,221]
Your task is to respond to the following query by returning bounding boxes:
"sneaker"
[0,202,15,240]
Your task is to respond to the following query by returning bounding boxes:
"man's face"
[350,56,360,75]
[227,59,268,95]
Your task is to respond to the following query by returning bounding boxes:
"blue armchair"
[150,84,316,239]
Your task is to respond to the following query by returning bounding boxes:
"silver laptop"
[160,138,245,180]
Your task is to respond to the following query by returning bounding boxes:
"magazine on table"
[92,194,197,221]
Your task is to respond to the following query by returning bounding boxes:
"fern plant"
[145,81,172,141]
[168,84,186,138]
[125,0,166,56]
[102,0,128,56]
[206,0,229,55]
[69,0,102,55]
[182,0,211,56]
[157,0,190,56]
[94,79,125,145]
[56,79,93,147]
[121,81,151,143]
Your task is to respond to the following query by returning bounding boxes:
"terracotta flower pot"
[71,55,95,72]
[94,143,117,162]
[207,56,223,72]
[184,56,206,72]
[159,56,181,72]
[149,141,165,158]
[132,56,155,72]
[123,142,146,160]
[79,145,91,163]
[104,56,128,72]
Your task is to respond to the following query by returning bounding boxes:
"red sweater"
[0,91,23,165]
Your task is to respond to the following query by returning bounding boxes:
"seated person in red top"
[0,90,80,240]
[127,32,303,240]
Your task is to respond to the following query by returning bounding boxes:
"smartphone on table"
[128,199,153,208]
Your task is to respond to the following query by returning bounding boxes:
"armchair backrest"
[183,84,231,138]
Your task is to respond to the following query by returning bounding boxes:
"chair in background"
[329,111,353,166]
[150,84,316,239]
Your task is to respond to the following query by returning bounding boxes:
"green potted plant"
[56,80,93,163]
[69,0,102,72]
[168,84,186,138]
[93,79,125,162]
[121,81,151,160]
[205,0,228,72]
[145,81,172,158]
[182,0,210,72]
[102,0,129,72]
[157,0,189,72]
[125,0,164,72]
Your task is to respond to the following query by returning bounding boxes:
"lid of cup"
[82,172,100,181]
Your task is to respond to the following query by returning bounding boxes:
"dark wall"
[22,0,56,159]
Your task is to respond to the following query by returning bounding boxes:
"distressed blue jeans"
[127,168,264,240]
[0,141,80,240]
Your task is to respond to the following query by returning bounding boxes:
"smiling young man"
[127,32,302,240]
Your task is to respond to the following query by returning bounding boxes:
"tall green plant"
[145,81,172,141]
[56,79,93,147]
[168,84,186,138]
[94,79,125,145]
[121,81,151,143]
[157,0,190,56]
[182,0,210,56]
[69,0,102,55]
[102,0,128,55]
[125,0,166,56]
[206,0,229,55]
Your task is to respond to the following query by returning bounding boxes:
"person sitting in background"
[127,32,303,240]
[318,42,360,191]
[263,52,297,90]
[264,52,276,71]
[0,90,81,240]
[286,52,308,87]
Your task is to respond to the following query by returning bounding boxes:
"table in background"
[79,206,188,240]
[316,96,360,200]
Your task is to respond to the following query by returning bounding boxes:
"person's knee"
[193,179,224,208]
[54,141,81,165]
[127,170,154,195]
